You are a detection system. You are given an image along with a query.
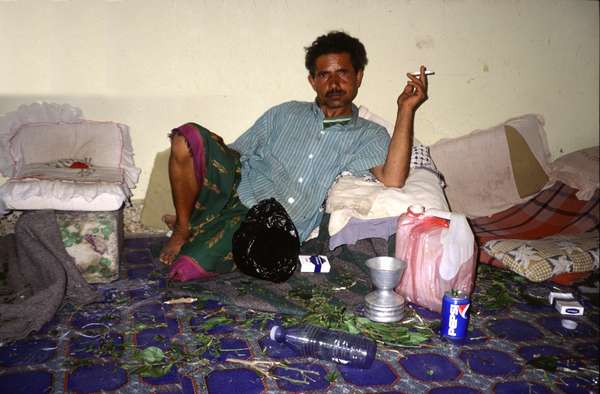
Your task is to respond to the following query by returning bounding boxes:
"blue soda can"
[440,290,470,341]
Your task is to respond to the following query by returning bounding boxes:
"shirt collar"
[311,100,359,125]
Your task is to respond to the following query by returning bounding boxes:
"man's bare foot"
[160,227,190,265]
[162,214,176,230]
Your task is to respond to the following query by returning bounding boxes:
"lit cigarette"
[163,297,197,304]
[410,70,435,76]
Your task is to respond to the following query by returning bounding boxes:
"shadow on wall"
[140,148,173,231]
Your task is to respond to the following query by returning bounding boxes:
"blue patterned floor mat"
[0,236,598,393]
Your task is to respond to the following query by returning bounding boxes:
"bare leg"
[159,134,200,265]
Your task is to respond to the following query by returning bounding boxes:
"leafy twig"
[226,358,321,385]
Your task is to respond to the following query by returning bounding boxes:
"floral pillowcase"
[482,231,599,282]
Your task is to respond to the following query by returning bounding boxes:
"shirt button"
[308,154,314,159]
[320,130,325,135]
[298,177,303,183]
[288,197,295,204]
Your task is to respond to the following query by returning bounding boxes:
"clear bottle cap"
[270,326,281,341]
[408,205,425,215]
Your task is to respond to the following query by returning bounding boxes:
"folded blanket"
[0,211,100,343]
[15,163,124,184]
[471,182,599,244]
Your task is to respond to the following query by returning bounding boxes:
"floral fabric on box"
[482,231,599,282]
[57,211,121,283]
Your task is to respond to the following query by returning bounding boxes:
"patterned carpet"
[0,235,599,394]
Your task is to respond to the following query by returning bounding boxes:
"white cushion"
[0,179,126,211]
[549,146,599,201]
[3,192,124,211]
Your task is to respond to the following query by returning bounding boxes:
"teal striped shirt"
[229,101,390,241]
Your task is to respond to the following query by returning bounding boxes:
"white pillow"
[549,146,599,200]
[12,121,125,168]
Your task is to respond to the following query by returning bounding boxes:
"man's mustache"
[326,89,346,97]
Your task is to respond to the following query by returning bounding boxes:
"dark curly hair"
[304,31,368,77]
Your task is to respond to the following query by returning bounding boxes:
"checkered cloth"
[411,144,444,184]
[343,143,443,185]
[470,182,599,269]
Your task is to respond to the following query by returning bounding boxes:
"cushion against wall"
[429,114,552,218]
[505,125,549,198]
[11,121,126,169]
[0,102,83,177]
[548,146,599,200]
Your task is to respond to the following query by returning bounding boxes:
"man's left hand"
[397,65,429,112]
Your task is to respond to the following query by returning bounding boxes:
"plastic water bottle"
[270,324,377,369]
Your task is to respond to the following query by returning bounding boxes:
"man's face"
[308,52,363,116]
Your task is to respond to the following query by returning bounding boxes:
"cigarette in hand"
[163,297,197,304]
[410,70,435,76]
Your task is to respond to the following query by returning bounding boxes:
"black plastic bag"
[232,198,299,282]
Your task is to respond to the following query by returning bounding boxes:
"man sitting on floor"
[160,31,429,281]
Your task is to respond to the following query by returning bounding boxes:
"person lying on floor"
[160,30,430,281]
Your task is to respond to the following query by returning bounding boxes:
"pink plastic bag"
[394,206,476,312]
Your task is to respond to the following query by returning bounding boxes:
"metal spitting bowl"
[365,256,407,322]
[366,256,407,291]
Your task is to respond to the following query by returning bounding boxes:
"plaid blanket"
[470,182,599,272]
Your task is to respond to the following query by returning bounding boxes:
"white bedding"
[1,180,126,211]
[326,168,449,237]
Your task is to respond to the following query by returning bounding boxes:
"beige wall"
[1,0,598,199]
